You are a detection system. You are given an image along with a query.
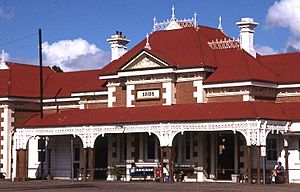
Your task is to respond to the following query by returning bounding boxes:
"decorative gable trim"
[165,21,182,30]
[121,51,169,71]
[130,57,161,70]
[0,61,9,70]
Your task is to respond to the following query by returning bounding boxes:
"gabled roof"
[20,102,297,128]
[100,26,227,76]
[43,69,107,98]
[204,49,278,84]
[0,68,9,96]
[0,62,107,99]
[258,52,300,84]
[100,26,282,84]
[0,62,55,98]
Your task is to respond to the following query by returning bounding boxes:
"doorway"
[94,136,108,179]
[217,133,235,180]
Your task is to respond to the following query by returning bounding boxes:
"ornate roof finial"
[152,7,196,32]
[144,33,151,50]
[1,50,5,64]
[193,12,197,28]
[0,49,9,70]
[171,5,176,21]
[153,17,157,32]
[218,16,223,31]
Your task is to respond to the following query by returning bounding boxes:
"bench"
[130,168,154,181]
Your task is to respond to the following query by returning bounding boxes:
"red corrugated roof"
[0,69,9,96]
[3,26,300,100]
[21,102,297,128]
[0,62,107,99]
[258,52,300,84]
[43,69,106,98]
[100,26,227,75]
[205,49,278,84]
[0,62,55,98]
[100,26,281,84]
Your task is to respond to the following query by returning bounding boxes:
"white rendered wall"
[126,84,135,107]
[290,122,300,132]
[107,86,116,108]
[286,136,300,183]
[27,137,40,179]
[162,81,176,105]
[193,80,204,103]
[0,106,14,179]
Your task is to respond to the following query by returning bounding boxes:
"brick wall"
[114,86,126,107]
[80,95,108,109]
[207,95,243,103]
[85,103,107,109]
[176,81,196,104]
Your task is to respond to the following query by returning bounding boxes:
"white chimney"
[107,31,130,61]
[236,18,258,57]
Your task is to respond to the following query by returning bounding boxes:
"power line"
[0,32,37,47]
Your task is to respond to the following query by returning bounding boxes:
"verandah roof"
[20,102,300,128]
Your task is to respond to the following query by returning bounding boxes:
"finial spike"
[171,5,176,21]
[218,16,223,31]
[153,17,157,31]
[1,50,5,64]
[144,33,151,50]
[0,49,9,70]
[194,12,197,27]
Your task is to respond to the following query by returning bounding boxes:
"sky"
[0,0,299,71]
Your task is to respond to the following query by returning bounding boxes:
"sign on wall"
[261,146,266,157]
[136,89,160,100]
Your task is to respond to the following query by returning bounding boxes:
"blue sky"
[0,0,299,71]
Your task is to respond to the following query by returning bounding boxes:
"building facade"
[1,9,300,184]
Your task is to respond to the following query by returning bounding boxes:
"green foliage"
[107,165,121,178]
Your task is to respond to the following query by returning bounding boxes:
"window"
[267,138,277,161]
[147,135,155,159]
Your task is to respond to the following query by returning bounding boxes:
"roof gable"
[165,21,182,30]
[121,51,169,71]
[0,62,55,98]
[100,27,226,76]
[43,69,106,98]
[258,53,300,84]
[205,49,278,84]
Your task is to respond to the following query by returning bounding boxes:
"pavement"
[0,180,299,192]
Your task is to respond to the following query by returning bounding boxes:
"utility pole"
[38,29,43,119]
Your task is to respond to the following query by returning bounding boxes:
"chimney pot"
[107,31,130,61]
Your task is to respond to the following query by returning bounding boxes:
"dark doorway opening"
[217,133,235,180]
[94,136,108,180]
